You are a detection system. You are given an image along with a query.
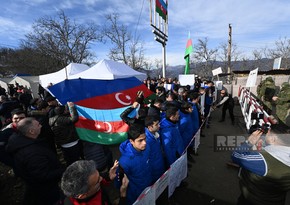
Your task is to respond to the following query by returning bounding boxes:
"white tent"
[0,78,11,93]
[69,59,146,80]
[39,63,90,88]
[9,76,39,98]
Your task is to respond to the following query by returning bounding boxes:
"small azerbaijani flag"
[49,77,152,145]
[156,0,168,21]
[184,32,193,74]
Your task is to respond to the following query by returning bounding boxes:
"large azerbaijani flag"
[156,0,168,21]
[48,77,152,145]
[184,32,193,74]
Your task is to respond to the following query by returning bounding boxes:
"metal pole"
[162,43,166,78]
[227,24,232,83]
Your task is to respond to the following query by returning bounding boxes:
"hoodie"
[118,140,152,205]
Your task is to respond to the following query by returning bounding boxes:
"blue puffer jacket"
[159,118,184,167]
[119,140,152,205]
[179,110,194,148]
[145,128,166,182]
[191,102,200,133]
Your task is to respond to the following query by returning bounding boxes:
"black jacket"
[6,133,64,204]
[49,107,79,146]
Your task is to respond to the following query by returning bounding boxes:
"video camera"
[249,111,270,134]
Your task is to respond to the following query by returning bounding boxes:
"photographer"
[232,128,290,205]
[215,89,235,125]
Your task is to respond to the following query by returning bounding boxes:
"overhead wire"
[134,0,145,42]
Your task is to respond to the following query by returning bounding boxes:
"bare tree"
[193,37,218,77]
[218,42,241,72]
[102,13,145,70]
[22,10,100,72]
[267,37,290,69]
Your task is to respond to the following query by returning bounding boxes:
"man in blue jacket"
[232,129,290,205]
[145,115,166,182]
[159,106,184,168]
[118,124,152,205]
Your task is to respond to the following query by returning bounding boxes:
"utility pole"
[227,24,232,83]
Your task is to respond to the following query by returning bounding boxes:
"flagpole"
[151,0,168,78]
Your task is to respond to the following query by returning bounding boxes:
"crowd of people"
[0,77,216,205]
[0,76,289,205]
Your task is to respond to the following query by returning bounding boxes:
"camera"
[249,111,270,134]
[251,112,264,120]
[249,123,270,134]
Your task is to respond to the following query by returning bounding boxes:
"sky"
[1,0,290,66]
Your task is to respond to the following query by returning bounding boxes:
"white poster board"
[273,57,282,70]
[133,186,155,205]
[214,81,223,90]
[168,153,187,197]
[246,68,258,87]
[154,170,169,199]
[179,74,195,89]
[212,67,222,76]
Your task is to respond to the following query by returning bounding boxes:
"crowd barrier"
[238,87,271,132]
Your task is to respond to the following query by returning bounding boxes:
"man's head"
[265,129,290,146]
[45,96,58,106]
[166,106,179,123]
[220,90,227,96]
[61,160,101,200]
[189,92,200,103]
[181,102,193,113]
[152,99,163,109]
[145,115,160,133]
[16,117,42,139]
[11,108,26,123]
[128,124,146,151]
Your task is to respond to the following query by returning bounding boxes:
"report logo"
[214,135,248,152]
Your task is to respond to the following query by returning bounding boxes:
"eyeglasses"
[221,92,225,94]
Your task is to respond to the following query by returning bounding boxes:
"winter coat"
[119,140,152,205]
[159,118,184,167]
[6,133,64,204]
[179,110,194,148]
[145,128,166,182]
[49,107,79,146]
[191,102,201,133]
